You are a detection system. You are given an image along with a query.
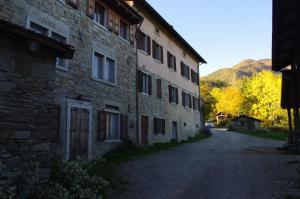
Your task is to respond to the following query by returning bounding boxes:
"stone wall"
[0,33,57,181]
[0,0,138,159]
[138,69,201,144]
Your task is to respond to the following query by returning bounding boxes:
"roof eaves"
[135,0,207,64]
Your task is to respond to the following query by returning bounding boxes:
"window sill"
[182,76,190,81]
[119,36,130,45]
[105,139,122,143]
[184,106,191,110]
[140,92,150,96]
[168,67,176,72]
[170,102,177,105]
[139,49,150,56]
[92,20,108,32]
[56,65,68,72]
[92,77,116,87]
[154,58,163,64]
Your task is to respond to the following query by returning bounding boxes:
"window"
[157,79,162,98]
[138,31,151,55]
[29,21,68,70]
[98,111,128,141]
[120,20,129,40]
[181,62,190,79]
[182,91,192,108]
[193,96,200,111]
[152,40,163,63]
[51,32,67,68]
[94,3,106,26]
[138,70,152,95]
[191,70,199,85]
[168,85,178,104]
[167,52,176,71]
[154,118,165,135]
[93,52,116,84]
[29,22,48,35]
[106,112,120,140]
[142,73,149,94]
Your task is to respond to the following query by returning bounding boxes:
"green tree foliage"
[200,81,217,121]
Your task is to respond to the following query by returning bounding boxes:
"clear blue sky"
[147,0,272,76]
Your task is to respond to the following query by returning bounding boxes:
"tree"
[214,86,243,117]
[200,81,217,121]
[241,71,287,126]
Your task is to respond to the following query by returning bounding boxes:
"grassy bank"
[229,127,288,141]
[89,131,212,195]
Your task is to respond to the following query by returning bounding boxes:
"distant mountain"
[202,59,272,85]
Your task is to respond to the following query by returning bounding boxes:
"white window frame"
[139,32,148,54]
[169,85,177,104]
[153,117,165,135]
[93,2,107,28]
[183,91,191,108]
[142,72,150,95]
[26,19,69,71]
[104,110,121,142]
[92,50,117,86]
[153,43,162,62]
[66,99,93,161]
[168,52,176,71]
[119,19,129,41]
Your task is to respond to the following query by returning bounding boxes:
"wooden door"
[172,121,178,141]
[70,107,89,160]
[141,116,148,146]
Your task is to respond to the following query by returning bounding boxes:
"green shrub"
[30,159,109,199]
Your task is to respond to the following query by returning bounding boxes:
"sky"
[146,0,272,76]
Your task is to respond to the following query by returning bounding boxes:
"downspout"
[135,22,143,144]
[198,62,204,128]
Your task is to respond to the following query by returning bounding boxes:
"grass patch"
[229,127,288,141]
[88,130,212,195]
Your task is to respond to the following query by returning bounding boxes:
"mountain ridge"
[202,59,272,85]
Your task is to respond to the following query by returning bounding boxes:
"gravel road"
[109,129,300,199]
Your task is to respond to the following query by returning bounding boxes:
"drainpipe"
[198,62,204,128]
[135,22,143,145]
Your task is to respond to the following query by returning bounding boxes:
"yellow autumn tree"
[241,71,287,126]
[215,86,243,116]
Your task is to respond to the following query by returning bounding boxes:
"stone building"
[231,115,262,131]
[0,0,206,161]
[130,0,206,144]
[0,19,74,178]
[0,0,142,160]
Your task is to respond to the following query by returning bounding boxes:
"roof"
[272,0,300,71]
[0,19,75,59]
[134,0,207,64]
[105,0,143,24]
[231,115,262,122]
